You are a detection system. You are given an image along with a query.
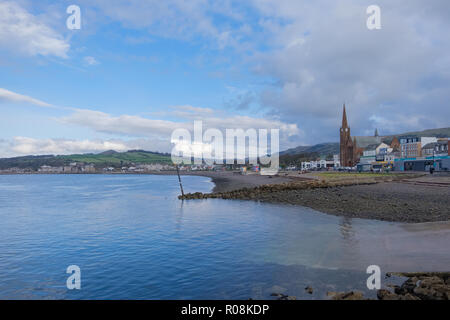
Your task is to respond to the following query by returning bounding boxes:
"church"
[339,104,400,167]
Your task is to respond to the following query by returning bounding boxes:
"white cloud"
[60,109,181,137]
[83,56,99,66]
[60,107,300,143]
[0,87,301,154]
[8,137,130,156]
[1,136,178,157]
[0,88,53,107]
[0,1,70,58]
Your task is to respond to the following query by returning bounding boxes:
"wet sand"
[182,171,296,192]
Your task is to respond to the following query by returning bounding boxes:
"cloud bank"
[0,1,69,58]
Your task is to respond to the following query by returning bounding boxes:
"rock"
[329,291,365,300]
[386,273,449,300]
[402,293,421,300]
[305,286,313,294]
[327,291,336,297]
[377,289,400,300]
[270,293,282,297]
[271,292,297,300]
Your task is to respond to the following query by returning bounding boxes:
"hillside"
[397,127,450,138]
[58,150,171,165]
[282,127,450,157]
[281,143,339,156]
[0,150,172,170]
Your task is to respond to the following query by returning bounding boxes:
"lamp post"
[431,149,435,174]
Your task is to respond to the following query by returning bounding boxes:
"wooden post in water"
[176,165,185,198]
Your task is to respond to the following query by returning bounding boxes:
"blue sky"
[0,0,449,157]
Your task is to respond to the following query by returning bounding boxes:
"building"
[38,165,53,173]
[356,142,397,171]
[333,154,340,168]
[301,159,334,170]
[422,139,449,157]
[359,144,377,165]
[384,147,400,164]
[399,136,437,158]
[339,104,359,167]
[82,164,96,173]
[394,138,450,172]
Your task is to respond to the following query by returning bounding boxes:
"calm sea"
[0,174,449,299]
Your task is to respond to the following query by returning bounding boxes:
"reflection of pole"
[176,165,185,197]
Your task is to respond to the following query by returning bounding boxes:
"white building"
[301,160,335,170]
[333,154,340,168]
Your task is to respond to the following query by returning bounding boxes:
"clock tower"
[340,104,355,167]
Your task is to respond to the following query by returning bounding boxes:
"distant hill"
[281,142,339,156]
[281,127,450,158]
[396,127,450,138]
[0,150,172,170]
[98,150,119,156]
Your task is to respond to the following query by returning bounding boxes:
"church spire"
[374,128,379,137]
[342,104,348,128]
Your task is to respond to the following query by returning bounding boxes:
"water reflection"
[339,217,355,242]
[0,174,448,300]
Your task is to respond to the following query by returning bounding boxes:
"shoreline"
[2,171,449,223]
[0,171,296,193]
[179,171,297,193]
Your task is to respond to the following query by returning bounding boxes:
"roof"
[353,136,382,148]
[342,104,348,128]
[364,144,379,151]
[422,142,438,149]
[423,140,448,149]
[381,136,397,145]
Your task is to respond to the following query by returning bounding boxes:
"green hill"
[0,150,172,170]
[58,150,172,165]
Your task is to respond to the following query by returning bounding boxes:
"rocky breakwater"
[179,179,381,201]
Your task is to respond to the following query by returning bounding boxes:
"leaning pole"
[176,165,185,197]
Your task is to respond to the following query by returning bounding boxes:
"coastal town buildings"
[399,136,438,158]
[339,105,400,169]
[422,139,449,157]
[337,105,450,172]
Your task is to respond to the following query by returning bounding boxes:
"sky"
[0,0,449,157]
